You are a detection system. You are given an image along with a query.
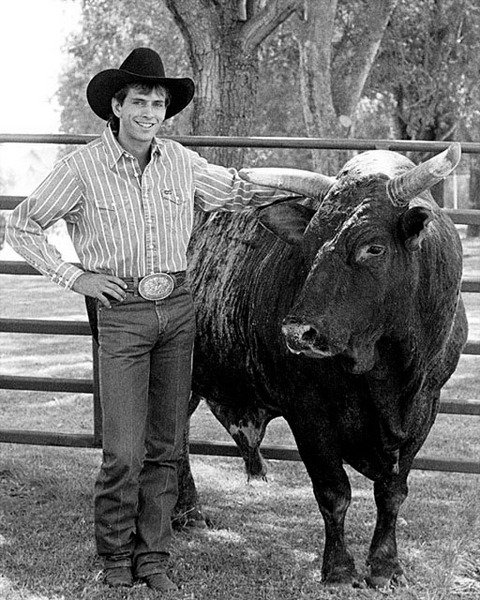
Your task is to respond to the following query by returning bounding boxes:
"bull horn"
[386,142,462,207]
[239,167,335,201]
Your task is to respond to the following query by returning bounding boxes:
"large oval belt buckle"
[138,273,175,300]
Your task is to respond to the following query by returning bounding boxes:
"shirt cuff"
[50,263,85,290]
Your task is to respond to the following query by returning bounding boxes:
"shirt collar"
[102,126,124,168]
[101,125,164,168]
[151,136,163,157]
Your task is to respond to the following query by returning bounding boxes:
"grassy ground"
[0,234,479,599]
[1,445,479,600]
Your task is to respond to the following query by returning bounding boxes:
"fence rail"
[3,132,480,153]
[1,134,480,475]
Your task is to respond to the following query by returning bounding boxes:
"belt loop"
[133,276,139,297]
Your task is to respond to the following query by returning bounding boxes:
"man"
[6,48,289,592]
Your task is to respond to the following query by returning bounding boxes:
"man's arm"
[6,160,127,307]
[190,150,293,212]
[6,161,86,288]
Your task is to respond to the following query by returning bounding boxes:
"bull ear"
[399,206,434,251]
[257,202,315,245]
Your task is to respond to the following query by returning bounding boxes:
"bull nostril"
[301,327,318,345]
[282,320,338,356]
[302,327,332,353]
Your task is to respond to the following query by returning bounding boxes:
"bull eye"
[357,244,386,262]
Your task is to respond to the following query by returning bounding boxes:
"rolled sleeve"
[6,160,85,290]
[191,151,290,212]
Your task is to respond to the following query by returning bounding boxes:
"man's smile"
[135,121,155,129]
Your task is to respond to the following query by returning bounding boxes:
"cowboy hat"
[86,47,195,120]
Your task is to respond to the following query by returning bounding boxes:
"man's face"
[112,86,168,148]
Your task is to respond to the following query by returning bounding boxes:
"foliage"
[368,0,480,142]
[57,0,191,136]
[56,0,480,172]
[244,20,317,167]
[255,21,302,137]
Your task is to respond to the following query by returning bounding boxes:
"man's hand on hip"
[72,273,127,308]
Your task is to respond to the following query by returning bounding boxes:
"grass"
[1,446,479,599]
[1,233,480,599]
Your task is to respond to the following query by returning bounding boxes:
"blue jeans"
[94,285,195,577]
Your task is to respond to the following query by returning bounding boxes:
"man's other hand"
[72,273,127,308]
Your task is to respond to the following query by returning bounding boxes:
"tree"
[163,0,399,170]
[368,0,480,218]
[59,0,306,165]
[59,0,399,169]
[164,0,303,164]
[370,0,480,145]
[58,0,477,178]
[290,0,398,171]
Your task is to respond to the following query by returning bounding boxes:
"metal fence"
[1,134,479,474]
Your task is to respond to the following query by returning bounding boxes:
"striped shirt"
[7,126,287,290]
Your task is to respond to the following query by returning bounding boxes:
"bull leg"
[284,404,358,585]
[206,400,278,480]
[292,440,357,584]
[366,475,408,588]
[313,467,357,584]
[172,392,209,529]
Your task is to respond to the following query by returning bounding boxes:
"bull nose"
[282,321,332,355]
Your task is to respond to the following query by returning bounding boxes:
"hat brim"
[86,69,195,120]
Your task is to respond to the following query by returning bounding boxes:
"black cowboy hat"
[86,47,195,120]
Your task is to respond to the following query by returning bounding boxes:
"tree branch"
[241,0,304,52]
[332,0,399,116]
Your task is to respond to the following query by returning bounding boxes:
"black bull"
[86,144,468,588]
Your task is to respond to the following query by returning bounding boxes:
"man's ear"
[399,206,434,251]
[111,97,121,118]
[257,202,315,245]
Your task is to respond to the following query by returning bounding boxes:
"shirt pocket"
[93,198,128,242]
[161,188,183,205]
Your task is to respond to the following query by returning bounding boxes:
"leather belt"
[123,271,186,300]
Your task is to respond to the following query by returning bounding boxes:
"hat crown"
[119,47,167,79]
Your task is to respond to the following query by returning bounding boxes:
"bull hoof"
[365,573,391,589]
[242,453,268,480]
[323,574,359,587]
[172,508,211,531]
[322,566,359,586]
[247,473,268,483]
[365,565,406,589]
[184,517,208,530]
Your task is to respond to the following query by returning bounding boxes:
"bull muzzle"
[282,318,378,373]
[281,318,347,358]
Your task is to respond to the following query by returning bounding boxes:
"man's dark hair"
[108,82,171,133]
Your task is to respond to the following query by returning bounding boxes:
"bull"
[178,143,468,588]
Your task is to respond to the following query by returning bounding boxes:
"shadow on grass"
[1,447,479,600]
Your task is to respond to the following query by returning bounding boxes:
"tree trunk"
[293,0,398,174]
[190,40,260,166]
[332,0,399,117]
[292,0,342,173]
[165,0,302,165]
